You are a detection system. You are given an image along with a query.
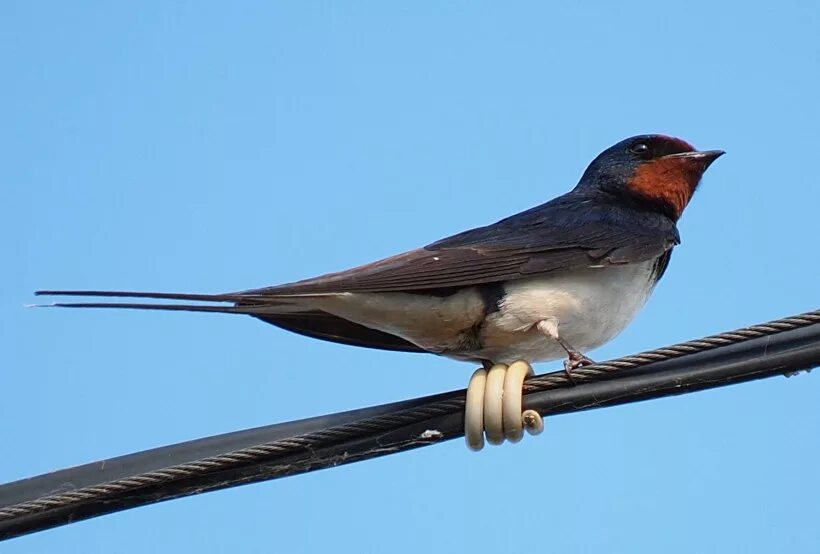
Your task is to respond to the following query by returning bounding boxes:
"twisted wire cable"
[1,309,818,536]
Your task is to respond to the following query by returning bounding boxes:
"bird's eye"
[629,142,653,159]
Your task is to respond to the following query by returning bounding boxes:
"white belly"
[300,259,659,365]
[477,260,658,363]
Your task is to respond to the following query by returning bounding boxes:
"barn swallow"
[36,134,723,448]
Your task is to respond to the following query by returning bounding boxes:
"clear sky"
[3,2,819,552]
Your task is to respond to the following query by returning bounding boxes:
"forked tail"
[32,289,282,315]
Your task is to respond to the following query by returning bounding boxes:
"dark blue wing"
[246,191,679,296]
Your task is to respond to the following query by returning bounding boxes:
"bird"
[35,134,723,449]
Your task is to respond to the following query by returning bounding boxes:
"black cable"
[1,309,818,541]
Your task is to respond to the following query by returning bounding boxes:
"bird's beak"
[662,149,725,170]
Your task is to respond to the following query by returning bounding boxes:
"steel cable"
[1,309,818,540]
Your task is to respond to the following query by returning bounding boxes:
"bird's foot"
[464,361,544,451]
[535,318,593,383]
[563,351,595,383]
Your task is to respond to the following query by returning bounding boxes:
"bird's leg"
[464,360,544,451]
[536,318,595,382]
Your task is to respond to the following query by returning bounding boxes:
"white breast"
[477,260,658,363]
[293,259,660,365]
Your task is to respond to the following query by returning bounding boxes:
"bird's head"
[576,134,724,220]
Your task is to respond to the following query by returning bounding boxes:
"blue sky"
[3,1,819,552]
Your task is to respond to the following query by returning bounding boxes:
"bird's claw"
[563,351,594,383]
